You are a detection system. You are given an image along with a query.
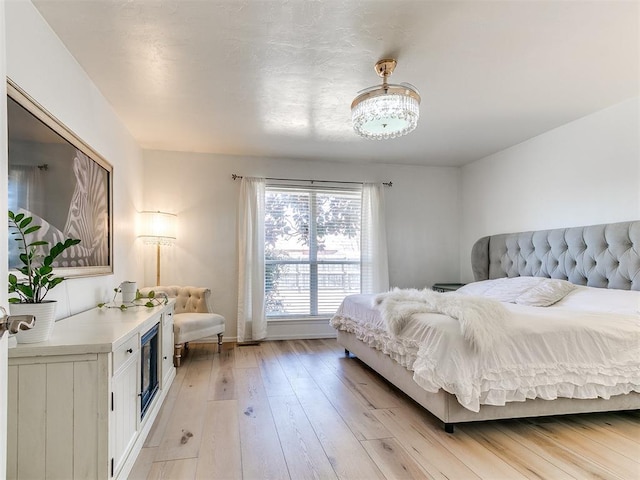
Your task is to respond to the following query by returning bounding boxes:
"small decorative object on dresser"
[431,283,466,293]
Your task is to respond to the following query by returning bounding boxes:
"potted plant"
[8,210,80,343]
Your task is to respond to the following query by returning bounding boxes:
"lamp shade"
[138,211,177,245]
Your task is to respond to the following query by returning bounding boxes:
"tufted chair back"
[138,285,213,314]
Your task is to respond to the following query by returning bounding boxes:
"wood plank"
[254,342,294,397]
[361,438,432,480]
[371,408,481,480]
[7,366,18,480]
[320,338,347,355]
[559,415,640,459]
[207,345,237,400]
[46,362,74,479]
[127,447,157,480]
[269,339,297,356]
[195,400,242,480]
[148,457,198,479]
[155,352,213,461]
[235,367,290,479]
[520,417,639,479]
[463,422,576,480]
[496,419,629,480]
[575,412,640,444]
[300,338,337,355]
[73,359,99,479]
[268,395,338,480]
[296,352,391,440]
[234,344,259,369]
[320,354,400,409]
[17,364,47,480]
[286,339,315,355]
[270,340,314,383]
[290,375,386,479]
[379,403,526,480]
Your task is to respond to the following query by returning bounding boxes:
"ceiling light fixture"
[351,59,421,140]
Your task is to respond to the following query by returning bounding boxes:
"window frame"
[264,183,363,319]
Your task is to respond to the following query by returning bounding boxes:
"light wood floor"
[130,339,640,480]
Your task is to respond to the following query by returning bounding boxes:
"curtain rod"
[231,174,392,187]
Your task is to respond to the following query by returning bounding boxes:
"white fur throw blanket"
[375,288,508,352]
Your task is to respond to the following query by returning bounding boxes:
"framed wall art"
[7,79,113,277]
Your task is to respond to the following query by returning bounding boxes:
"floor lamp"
[138,211,177,286]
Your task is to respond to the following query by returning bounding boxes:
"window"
[265,185,362,317]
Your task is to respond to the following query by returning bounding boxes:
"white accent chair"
[139,286,225,367]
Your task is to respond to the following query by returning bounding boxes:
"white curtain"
[237,177,267,342]
[361,183,389,293]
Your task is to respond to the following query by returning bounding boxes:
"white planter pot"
[10,301,57,344]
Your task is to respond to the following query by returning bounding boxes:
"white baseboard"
[266,332,337,341]
[266,318,336,341]
[190,319,338,343]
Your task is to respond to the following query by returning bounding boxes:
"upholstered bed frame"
[337,220,640,432]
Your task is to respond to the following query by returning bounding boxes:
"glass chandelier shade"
[351,59,421,140]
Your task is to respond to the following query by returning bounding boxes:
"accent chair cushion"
[174,312,225,344]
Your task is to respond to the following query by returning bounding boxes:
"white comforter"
[330,285,640,412]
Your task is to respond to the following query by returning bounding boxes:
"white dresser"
[6,301,176,480]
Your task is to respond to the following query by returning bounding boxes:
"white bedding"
[330,284,640,412]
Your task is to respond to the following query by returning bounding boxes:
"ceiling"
[32,0,639,167]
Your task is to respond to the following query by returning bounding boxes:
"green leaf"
[145,301,154,308]
[8,298,21,304]
[28,240,47,247]
[37,265,53,275]
[15,284,33,297]
[49,277,64,289]
[23,225,41,235]
[19,217,33,229]
[97,303,105,308]
[13,213,24,223]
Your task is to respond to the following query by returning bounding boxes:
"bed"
[330,220,640,432]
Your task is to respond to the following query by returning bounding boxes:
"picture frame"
[7,79,113,278]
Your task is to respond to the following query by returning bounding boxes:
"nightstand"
[431,283,466,293]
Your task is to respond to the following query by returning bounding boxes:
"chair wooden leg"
[174,343,184,367]
[217,333,223,353]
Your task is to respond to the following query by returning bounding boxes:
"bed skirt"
[337,330,640,427]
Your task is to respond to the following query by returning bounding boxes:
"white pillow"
[458,277,575,306]
[514,279,576,306]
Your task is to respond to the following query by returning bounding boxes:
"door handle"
[0,306,36,335]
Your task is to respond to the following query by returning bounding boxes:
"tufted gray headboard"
[471,220,640,290]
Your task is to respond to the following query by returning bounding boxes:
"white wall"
[5,1,145,317]
[460,97,640,282]
[143,151,461,340]
[1,1,9,475]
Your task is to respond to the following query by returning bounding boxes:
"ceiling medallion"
[351,59,421,140]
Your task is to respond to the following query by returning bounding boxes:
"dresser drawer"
[113,334,139,373]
